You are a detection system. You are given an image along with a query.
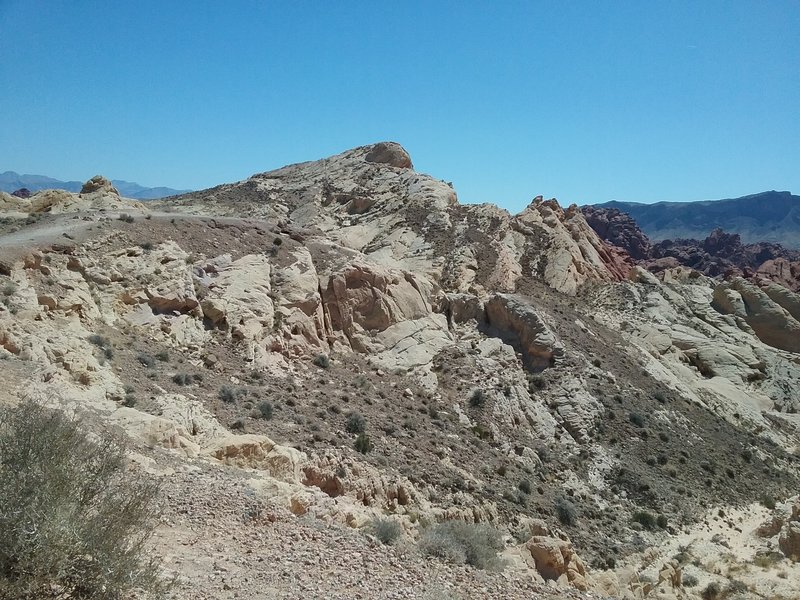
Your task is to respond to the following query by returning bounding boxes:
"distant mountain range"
[0,170,191,200]
[592,191,800,249]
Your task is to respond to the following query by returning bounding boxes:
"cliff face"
[1,143,798,599]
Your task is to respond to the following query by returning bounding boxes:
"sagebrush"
[419,520,504,570]
[0,399,169,599]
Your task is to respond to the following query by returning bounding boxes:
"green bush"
[354,433,372,454]
[137,352,156,368]
[218,385,241,403]
[682,573,699,587]
[469,389,486,408]
[419,520,504,571]
[346,412,366,434]
[632,511,657,530]
[312,354,330,369]
[555,496,578,526]
[0,400,168,599]
[368,518,403,545]
[760,494,776,510]
[172,373,193,386]
[701,582,720,600]
[257,401,273,420]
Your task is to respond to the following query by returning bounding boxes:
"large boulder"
[526,535,589,590]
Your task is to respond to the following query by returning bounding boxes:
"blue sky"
[1,1,797,212]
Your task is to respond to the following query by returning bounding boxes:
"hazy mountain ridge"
[0,170,191,200]
[593,191,800,249]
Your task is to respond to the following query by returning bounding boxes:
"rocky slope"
[1,143,798,600]
[582,206,800,293]
[592,191,800,248]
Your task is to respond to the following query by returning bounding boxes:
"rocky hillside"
[0,143,798,600]
[582,206,800,292]
[592,191,800,249]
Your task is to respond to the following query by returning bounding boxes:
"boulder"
[80,175,119,195]
[206,434,305,483]
[526,535,589,590]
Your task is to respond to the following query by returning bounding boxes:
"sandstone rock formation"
[0,142,797,599]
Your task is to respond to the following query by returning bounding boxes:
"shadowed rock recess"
[0,142,798,599]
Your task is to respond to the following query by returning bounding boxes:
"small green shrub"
[701,582,720,600]
[368,518,402,545]
[346,412,366,434]
[88,334,110,348]
[137,352,156,368]
[312,354,330,369]
[118,213,135,223]
[140,241,153,251]
[419,520,504,571]
[632,511,657,530]
[555,496,577,526]
[518,479,532,494]
[172,373,193,386]
[760,494,776,509]
[682,573,699,587]
[354,433,372,454]
[155,350,170,362]
[218,385,241,403]
[257,401,273,420]
[629,412,645,427]
[1,283,16,297]
[656,514,668,529]
[0,399,168,598]
[469,389,486,408]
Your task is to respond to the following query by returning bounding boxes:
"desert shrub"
[724,579,747,596]
[118,213,135,223]
[528,374,546,390]
[354,433,372,454]
[312,354,330,368]
[218,385,241,403]
[88,333,110,348]
[155,350,170,362]
[1,283,16,297]
[257,401,273,420]
[682,573,699,587]
[140,241,153,251]
[701,582,721,600]
[632,511,657,530]
[346,412,366,434]
[0,399,168,599]
[469,388,486,408]
[137,352,156,367]
[760,494,776,509]
[656,514,668,529]
[518,479,532,494]
[555,496,578,526]
[368,518,403,545]
[419,520,504,571]
[172,373,193,386]
[629,412,645,427]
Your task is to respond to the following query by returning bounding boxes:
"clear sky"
[1,1,798,212]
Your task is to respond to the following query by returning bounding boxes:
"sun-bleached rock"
[712,277,800,352]
[206,434,305,483]
[525,535,590,591]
